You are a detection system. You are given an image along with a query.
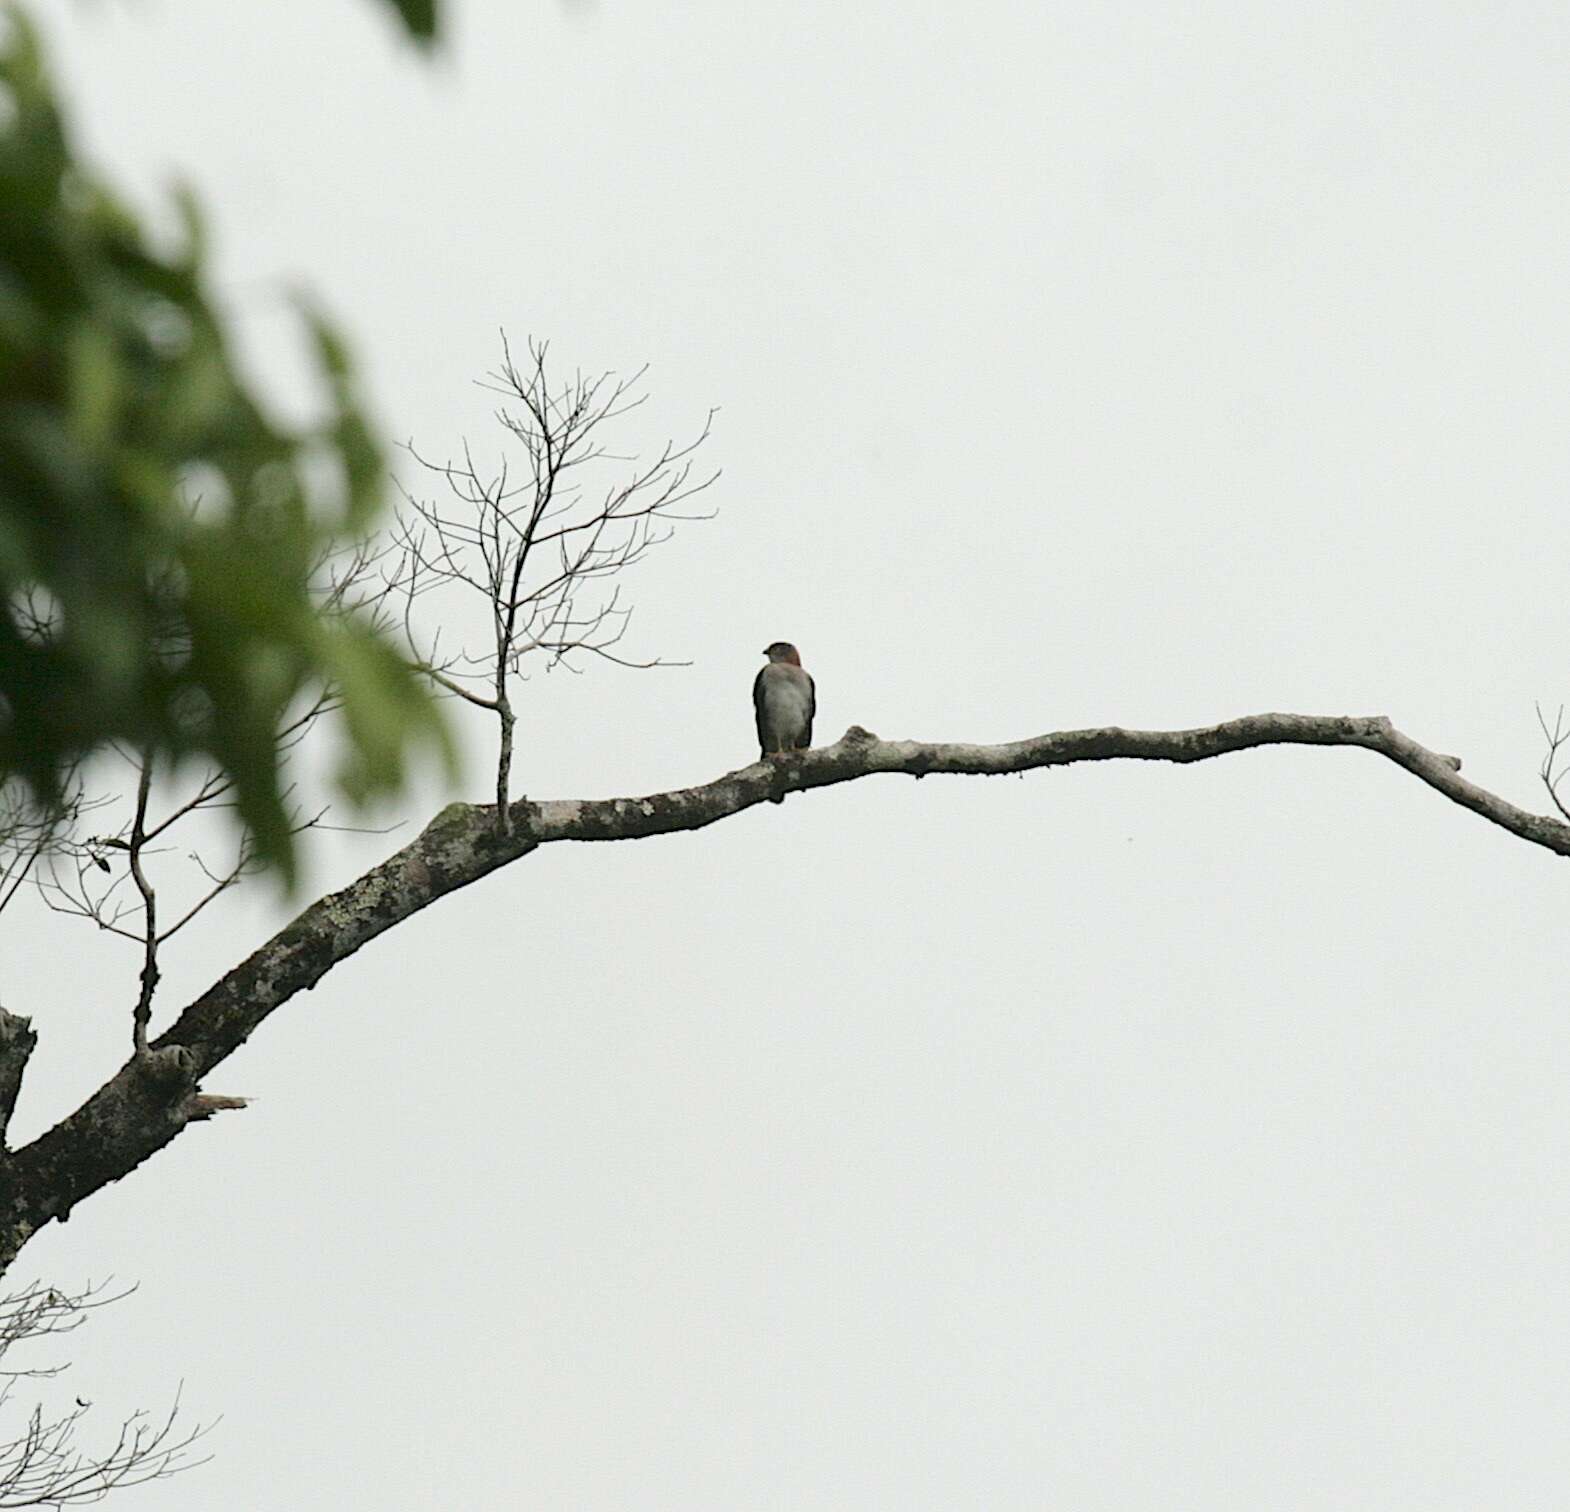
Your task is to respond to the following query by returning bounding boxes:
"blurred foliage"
[0,6,451,886]
[382,0,439,43]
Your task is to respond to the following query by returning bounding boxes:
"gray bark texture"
[0,712,1563,1272]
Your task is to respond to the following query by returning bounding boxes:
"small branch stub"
[183,1094,250,1123]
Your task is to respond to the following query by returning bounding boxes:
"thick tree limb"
[0,711,1564,1269]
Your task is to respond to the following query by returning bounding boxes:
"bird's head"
[762,641,802,666]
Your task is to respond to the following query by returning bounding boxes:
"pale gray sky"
[15,1,1570,1506]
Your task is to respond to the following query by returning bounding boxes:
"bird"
[753,641,815,763]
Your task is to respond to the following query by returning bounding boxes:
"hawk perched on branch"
[753,642,815,760]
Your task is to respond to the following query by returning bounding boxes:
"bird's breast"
[759,669,811,730]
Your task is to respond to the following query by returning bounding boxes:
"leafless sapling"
[392,336,717,833]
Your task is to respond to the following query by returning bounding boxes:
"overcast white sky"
[13,1,1570,1506]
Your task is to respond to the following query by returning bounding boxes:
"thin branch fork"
[1535,702,1570,824]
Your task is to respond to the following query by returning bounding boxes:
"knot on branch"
[842,725,878,746]
[134,1044,197,1093]
[424,801,479,843]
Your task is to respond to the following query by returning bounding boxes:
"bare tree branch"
[0,1281,208,1506]
[0,709,1564,1272]
[32,551,388,1019]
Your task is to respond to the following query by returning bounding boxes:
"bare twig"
[1535,702,1570,823]
[127,757,158,1057]
[0,775,101,925]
